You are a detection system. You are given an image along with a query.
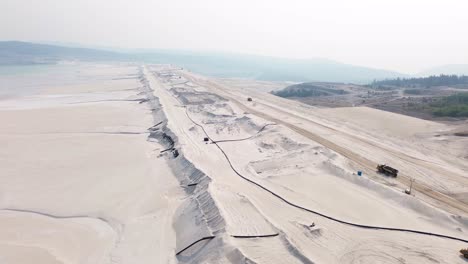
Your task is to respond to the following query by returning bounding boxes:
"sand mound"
[316,106,447,138]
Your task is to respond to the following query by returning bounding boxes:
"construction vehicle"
[376,164,398,177]
[247,97,252,102]
[460,248,468,258]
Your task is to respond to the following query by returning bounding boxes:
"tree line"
[431,93,468,117]
[371,75,468,87]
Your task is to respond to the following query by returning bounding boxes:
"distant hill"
[0,41,406,83]
[0,41,127,65]
[272,82,349,98]
[133,51,406,83]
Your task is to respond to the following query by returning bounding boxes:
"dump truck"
[460,248,468,258]
[376,164,398,177]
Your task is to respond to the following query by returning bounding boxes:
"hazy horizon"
[2,0,468,74]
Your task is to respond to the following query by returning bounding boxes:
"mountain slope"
[0,41,406,83]
[135,51,406,83]
[0,41,127,65]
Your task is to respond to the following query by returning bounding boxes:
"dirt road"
[181,71,468,215]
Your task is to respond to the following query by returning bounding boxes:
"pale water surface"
[0,64,104,99]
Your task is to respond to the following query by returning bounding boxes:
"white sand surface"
[0,210,115,264]
[4,62,467,263]
[316,106,447,138]
[0,64,183,264]
[146,65,468,263]
[181,70,468,212]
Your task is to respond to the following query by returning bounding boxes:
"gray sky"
[1,0,467,73]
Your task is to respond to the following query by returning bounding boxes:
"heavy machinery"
[376,164,398,177]
[460,248,468,258]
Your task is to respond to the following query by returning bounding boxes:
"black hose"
[184,108,468,244]
[175,236,216,255]
[232,234,279,238]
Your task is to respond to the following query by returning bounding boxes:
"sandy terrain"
[192,72,468,211]
[0,64,183,264]
[145,64,468,263]
[2,63,468,263]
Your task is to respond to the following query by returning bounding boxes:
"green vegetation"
[371,75,468,88]
[432,105,468,117]
[430,93,468,117]
[272,83,348,98]
[404,93,468,118]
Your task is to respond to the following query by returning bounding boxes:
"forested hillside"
[371,75,468,88]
